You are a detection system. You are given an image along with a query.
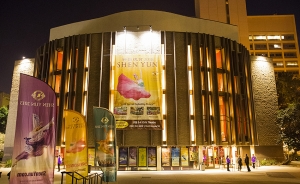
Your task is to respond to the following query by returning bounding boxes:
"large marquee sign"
[113,31,163,130]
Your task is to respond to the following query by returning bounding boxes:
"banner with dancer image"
[10,74,57,184]
[113,54,162,130]
[93,107,117,182]
[64,110,88,183]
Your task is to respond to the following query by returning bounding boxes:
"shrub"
[260,158,278,166]
[5,159,12,168]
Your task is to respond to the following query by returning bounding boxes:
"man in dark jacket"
[245,154,251,172]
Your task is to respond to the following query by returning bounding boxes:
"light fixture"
[123,26,126,32]
[22,56,26,59]
[149,25,152,32]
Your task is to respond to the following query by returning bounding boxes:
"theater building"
[23,9,281,171]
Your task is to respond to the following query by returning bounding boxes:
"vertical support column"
[157,146,162,171]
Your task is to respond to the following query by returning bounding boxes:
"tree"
[276,72,300,109]
[0,106,8,134]
[276,103,300,160]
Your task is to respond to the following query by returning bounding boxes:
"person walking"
[226,155,231,171]
[245,154,251,172]
[237,156,242,171]
[57,155,62,172]
[251,154,257,169]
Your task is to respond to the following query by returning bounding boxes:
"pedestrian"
[57,155,62,172]
[226,155,230,171]
[245,154,251,172]
[7,171,11,180]
[237,155,242,171]
[251,154,257,169]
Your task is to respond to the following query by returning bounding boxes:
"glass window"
[283,43,296,49]
[268,43,281,50]
[216,49,222,69]
[55,75,61,93]
[57,52,63,70]
[286,61,299,67]
[273,62,284,68]
[282,34,295,40]
[250,44,253,50]
[217,73,224,91]
[267,35,281,41]
[254,44,267,50]
[284,52,297,58]
[253,35,266,41]
[219,96,227,142]
[248,35,253,41]
[269,52,283,58]
[255,52,268,57]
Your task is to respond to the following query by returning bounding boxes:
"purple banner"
[10,74,57,184]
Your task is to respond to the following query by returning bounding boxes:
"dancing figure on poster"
[12,114,54,167]
[117,71,151,100]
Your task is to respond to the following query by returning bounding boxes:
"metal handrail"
[61,171,103,184]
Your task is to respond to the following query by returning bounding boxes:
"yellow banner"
[64,110,88,183]
[114,54,162,130]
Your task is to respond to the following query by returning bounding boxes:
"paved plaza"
[1,163,300,184]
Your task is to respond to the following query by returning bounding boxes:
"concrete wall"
[250,56,279,145]
[3,59,35,161]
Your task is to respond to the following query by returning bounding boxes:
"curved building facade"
[32,10,279,170]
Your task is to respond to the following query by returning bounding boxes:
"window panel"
[283,43,296,49]
[282,34,295,41]
[286,61,298,67]
[268,43,281,50]
[284,52,297,58]
[254,44,267,50]
[253,35,266,41]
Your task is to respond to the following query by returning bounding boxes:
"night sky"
[1,0,300,94]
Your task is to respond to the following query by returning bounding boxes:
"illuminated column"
[82,47,90,117]
[161,44,167,145]
[188,45,196,145]
[110,45,116,112]
[3,58,35,161]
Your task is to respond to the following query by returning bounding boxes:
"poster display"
[171,147,180,166]
[181,148,189,166]
[10,74,57,184]
[128,147,137,166]
[138,148,147,166]
[114,54,162,130]
[93,107,117,182]
[147,147,156,166]
[119,147,128,166]
[161,147,171,166]
[88,148,95,166]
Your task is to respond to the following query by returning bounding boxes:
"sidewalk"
[1,164,300,184]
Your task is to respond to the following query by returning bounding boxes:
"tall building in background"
[0,92,10,107]
[248,15,300,73]
[194,0,250,50]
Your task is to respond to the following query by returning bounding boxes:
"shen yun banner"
[114,54,162,130]
[10,74,57,184]
[64,110,88,183]
[93,107,117,182]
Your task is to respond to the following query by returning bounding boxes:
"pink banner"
[10,74,57,184]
